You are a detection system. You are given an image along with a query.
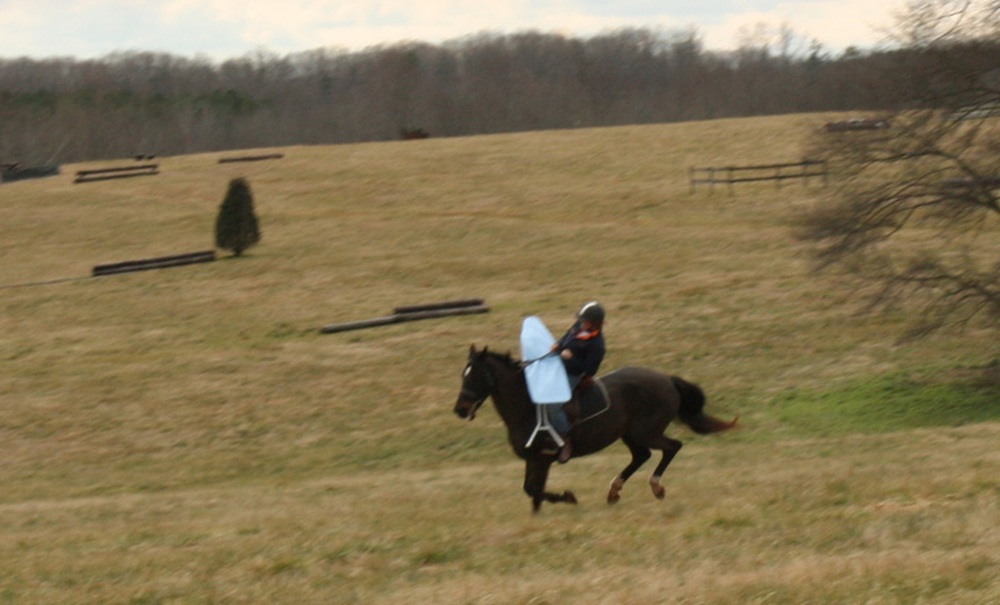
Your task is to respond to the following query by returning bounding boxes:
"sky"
[0,0,903,61]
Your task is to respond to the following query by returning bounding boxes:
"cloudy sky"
[0,0,902,61]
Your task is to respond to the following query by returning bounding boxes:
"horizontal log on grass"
[393,298,485,314]
[92,250,216,277]
[217,153,284,164]
[75,164,159,183]
[321,305,490,334]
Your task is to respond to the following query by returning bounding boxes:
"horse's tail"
[673,376,738,435]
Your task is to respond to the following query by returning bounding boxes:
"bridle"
[458,356,497,419]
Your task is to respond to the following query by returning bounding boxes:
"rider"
[549,301,606,463]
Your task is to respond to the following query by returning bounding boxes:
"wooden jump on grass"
[217,153,285,164]
[75,164,159,184]
[393,298,485,314]
[92,250,216,277]
[321,304,490,334]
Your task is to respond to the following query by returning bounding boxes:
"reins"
[519,351,556,370]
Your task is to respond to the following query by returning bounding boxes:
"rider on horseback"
[550,301,606,463]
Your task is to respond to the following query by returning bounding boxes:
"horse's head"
[453,345,496,421]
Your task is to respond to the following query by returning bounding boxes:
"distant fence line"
[689,159,827,194]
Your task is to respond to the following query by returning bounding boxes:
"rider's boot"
[558,433,572,463]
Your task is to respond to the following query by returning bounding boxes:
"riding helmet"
[577,301,605,323]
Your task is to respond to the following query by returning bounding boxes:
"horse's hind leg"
[648,436,683,500]
[608,438,651,504]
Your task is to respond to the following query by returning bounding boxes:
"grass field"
[1,114,998,604]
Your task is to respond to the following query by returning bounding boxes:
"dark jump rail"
[75,164,159,184]
[689,160,827,194]
[392,298,485,314]
[92,250,216,277]
[321,300,489,334]
[217,154,284,164]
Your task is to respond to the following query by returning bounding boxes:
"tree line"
[2,27,999,165]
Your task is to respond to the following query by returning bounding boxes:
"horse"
[453,346,737,513]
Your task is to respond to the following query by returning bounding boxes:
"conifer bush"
[214,177,260,257]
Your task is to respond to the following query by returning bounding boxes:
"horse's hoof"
[651,485,666,500]
[563,491,578,505]
[608,476,625,504]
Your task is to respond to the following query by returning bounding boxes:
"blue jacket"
[557,321,605,378]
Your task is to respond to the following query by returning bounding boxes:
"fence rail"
[92,250,216,277]
[689,160,827,193]
[217,153,284,164]
[321,302,489,334]
[75,163,159,184]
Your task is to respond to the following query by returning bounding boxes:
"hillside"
[1,115,997,604]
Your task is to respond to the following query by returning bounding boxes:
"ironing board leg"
[525,403,565,448]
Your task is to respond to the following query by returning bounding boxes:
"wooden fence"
[92,250,216,277]
[321,299,488,334]
[75,163,159,184]
[689,160,827,194]
[218,153,284,164]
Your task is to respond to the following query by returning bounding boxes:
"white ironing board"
[520,316,571,448]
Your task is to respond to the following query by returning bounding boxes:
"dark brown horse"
[453,346,736,513]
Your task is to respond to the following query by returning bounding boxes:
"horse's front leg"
[524,456,577,513]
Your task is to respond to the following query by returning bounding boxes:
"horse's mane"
[479,348,521,369]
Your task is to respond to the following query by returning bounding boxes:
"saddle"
[563,376,610,426]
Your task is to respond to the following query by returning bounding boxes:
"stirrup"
[525,404,565,449]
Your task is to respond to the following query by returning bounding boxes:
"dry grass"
[1,114,997,603]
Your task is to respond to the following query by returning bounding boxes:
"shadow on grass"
[769,363,1000,436]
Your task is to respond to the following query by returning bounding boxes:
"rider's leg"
[547,401,573,463]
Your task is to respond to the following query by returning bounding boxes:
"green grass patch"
[770,369,999,435]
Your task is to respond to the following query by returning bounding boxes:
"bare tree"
[797,0,1000,344]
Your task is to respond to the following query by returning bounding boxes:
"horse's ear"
[469,344,476,356]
